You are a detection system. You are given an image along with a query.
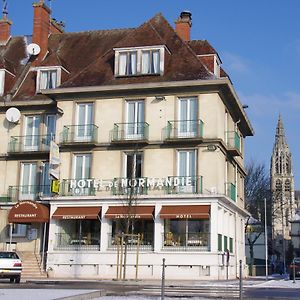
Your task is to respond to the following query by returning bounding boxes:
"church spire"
[274,114,287,148]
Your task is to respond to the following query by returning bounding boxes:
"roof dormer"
[36,66,62,92]
[114,45,165,77]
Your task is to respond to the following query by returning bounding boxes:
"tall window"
[39,70,58,90]
[41,162,51,196]
[20,162,37,199]
[73,154,91,179]
[118,51,137,76]
[24,116,41,151]
[141,50,160,74]
[76,103,94,141]
[178,97,198,137]
[177,150,196,193]
[125,152,142,179]
[126,100,145,139]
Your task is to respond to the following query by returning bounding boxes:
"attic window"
[37,67,61,92]
[114,46,165,77]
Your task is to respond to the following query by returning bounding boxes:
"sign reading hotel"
[68,177,195,194]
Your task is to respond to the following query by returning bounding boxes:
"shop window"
[111,218,154,247]
[55,219,100,250]
[164,218,209,248]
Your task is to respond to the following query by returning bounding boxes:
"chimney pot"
[175,11,192,42]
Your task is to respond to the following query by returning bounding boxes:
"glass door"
[178,97,198,137]
[178,150,196,193]
[126,100,144,139]
[24,116,41,151]
[76,103,93,141]
[20,163,37,199]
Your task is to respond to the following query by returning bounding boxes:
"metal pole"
[116,236,120,280]
[41,222,47,271]
[135,234,140,281]
[9,223,12,250]
[239,260,243,300]
[161,258,165,300]
[264,198,268,280]
[293,261,296,283]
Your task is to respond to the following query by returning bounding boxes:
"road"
[0,278,299,299]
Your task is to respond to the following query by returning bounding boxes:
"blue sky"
[6,0,300,188]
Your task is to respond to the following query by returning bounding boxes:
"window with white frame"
[126,100,145,139]
[37,68,61,91]
[73,154,91,179]
[125,152,142,179]
[20,162,37,199]
[11,224,27,237]
[75,103,94,141]
[115,46,165,76]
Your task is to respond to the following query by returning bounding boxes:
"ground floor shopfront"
[46,196,247,280]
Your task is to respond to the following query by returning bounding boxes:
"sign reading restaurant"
[67,176,196,192]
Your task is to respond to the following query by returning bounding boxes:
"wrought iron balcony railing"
[112,177,148,195]
[166,176,203,194]
[8,185,51,202]
[61,124,98,144]
[111,122,149,142]
[8,135,53,153]
[164,119,204,140]
[59,179,96,196]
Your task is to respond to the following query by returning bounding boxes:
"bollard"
[239,260,243,300]
[161,258,165,300]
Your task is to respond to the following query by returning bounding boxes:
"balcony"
[8,185,51,202]
[110,122,149,144]
[8,135,53,154]
[54,233,100,251]
[166,176,203,194]
[112,177,148,195]
[226,131,241,156]
[225,182,236,201]
[60,125,98,145]
[164,119,204,142]
[162,232,210,251]
[60,179,96,196]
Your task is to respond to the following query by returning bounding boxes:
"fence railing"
[8,185,51,202]
[108,232,154,251]
[59,179,96,196]
[61,124,98,144]
[164,119,204,140]
[162,232,210,251]
[112,177,148,195]
[111,122,149,142]
[8,135,53,153]
[166,176,203,194]
[54,233,100,251]
[226,131,241,152]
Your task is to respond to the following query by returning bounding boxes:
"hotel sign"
[68,177,195,194]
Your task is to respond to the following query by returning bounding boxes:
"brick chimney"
[0,10,12,43]
[32,0,51,63]
[175,11,192,42]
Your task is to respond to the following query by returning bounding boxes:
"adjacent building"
[270,115,296,263]
[0,1,253,280]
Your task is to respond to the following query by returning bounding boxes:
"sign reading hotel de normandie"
[52,177,197,194]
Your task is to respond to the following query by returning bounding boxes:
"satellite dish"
[26,43,41,56]
[6,107,21,123]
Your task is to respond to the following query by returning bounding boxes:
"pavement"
[0,274,299,300]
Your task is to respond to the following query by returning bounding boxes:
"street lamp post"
[264,198,268,280]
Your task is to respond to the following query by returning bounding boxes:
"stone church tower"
[270,115,295,258]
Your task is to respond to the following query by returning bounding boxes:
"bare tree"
[245,160,271,274]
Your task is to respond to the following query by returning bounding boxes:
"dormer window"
[37,67,61,92]
[114,45,165,77]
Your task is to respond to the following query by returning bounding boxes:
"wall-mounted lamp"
[207,144,217,151]
[155,95,166,101]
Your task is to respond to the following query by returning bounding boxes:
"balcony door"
[20,163,37,200]
[76,103,93,141]
[126,100,144,139]
[177,150,196,193]
[24,116,41,151]
[73,154,91,196]
[178,97,198,137]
